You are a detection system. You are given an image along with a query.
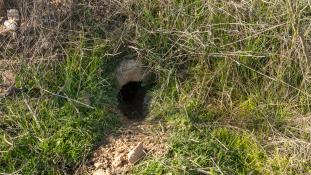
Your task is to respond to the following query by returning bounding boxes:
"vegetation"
[0,0,310,174]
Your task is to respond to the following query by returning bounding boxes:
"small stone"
[93,169,106,175]
[127,142,146,164]
[117,149,125,153]
[94,162,103,169]
[4,19,17,31]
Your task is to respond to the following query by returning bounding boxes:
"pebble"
[94,162,103,169]
[93,169,106,175]
[127,142,146,164]
[4,19,17,31]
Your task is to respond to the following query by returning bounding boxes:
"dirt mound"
[88,120,168,175]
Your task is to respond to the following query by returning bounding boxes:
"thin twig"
[41,88,95,109]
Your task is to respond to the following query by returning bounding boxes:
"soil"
[87,119,168,175]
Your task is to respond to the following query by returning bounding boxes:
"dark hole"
[117,81,148,120]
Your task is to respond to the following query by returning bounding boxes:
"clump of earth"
[88,120,168,175]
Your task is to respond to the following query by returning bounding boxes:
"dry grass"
[0,0,311,174]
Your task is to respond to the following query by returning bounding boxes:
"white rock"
[4,20,17,31]
[116,59,146,88]
[7,9,19,21]
[127,142,146,164]
[93,169,106,175]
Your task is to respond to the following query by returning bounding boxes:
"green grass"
[1,0,311,174]
[0,36,122,174]
[134,127,267,174]
[130,0,310,174]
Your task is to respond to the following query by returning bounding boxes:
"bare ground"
[82,117,168,175]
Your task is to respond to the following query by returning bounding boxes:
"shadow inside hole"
[117,81,150,120]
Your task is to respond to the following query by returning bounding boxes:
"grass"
[135,127,268,174]
[0,36,122,174]
[1,0,311,174]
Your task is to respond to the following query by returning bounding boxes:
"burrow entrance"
[117,81,149,119]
